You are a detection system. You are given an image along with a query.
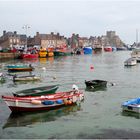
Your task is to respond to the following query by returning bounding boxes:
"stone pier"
[0,52,20,60]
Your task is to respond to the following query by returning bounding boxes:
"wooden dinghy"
[85,79,107,89]
[12,85,59,97]
[13,74,41,82]
[2,90,84,112]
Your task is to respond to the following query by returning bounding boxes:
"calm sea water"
[1,51,140,139]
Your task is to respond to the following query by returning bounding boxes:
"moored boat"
[6,64,29,69]
[122,97,140,113]
[83,46,93,54]
[54,47,71,56]
[13,74,41,82]
[2,90,84,112]
[104,46,112,52]
[47,51,54,57]
[124,58,137,66]
[19,53,38,59]
[85,79,107,89]
[12,85,59,97]
[131,48,140,62]
[7,64,34,72]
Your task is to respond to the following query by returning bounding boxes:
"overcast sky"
[0,0,140,44]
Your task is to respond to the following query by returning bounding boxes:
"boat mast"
[136,29,138,47]
[22,24,30,50]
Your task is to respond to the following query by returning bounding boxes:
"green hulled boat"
[13,85,59,97]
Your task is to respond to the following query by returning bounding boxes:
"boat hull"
[104,47,112,52]
[85,80,107,89]
[122,105,140,113]
[122,97,140,113]
[9,104,65,112]
[8,68,33,72]
[54,51,71,56]
[20,54,38,59]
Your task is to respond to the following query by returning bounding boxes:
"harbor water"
[1,51,140,139]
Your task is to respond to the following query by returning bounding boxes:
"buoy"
[90,65,94,70]
[64,98,68,105]
[67,100,72,105]
[42,67,46,70]
[53,76,56,79]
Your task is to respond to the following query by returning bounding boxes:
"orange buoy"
[67,100,72,105]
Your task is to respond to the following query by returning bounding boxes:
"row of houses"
[0,30,125,51]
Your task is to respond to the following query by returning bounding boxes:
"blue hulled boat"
[122,97,140,113]
[83,46,93,54]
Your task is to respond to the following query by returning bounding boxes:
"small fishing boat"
[85,79,107,89]
[6,64,29,69]
[54,47,71,56]
[124,58,137,66]
[13,74,41,82]
[104,46,112,52]
[2,90,84,112]
[7,64,34,72]
[131,48,140,62]
[12,85,59,97]
[19,51,38,59]
[39,49,47,58]
[83,46,93,54]
[122,97,140,113]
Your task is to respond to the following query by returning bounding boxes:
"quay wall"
[0,52,20,60]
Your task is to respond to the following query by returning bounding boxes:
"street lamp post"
[22,25,30,50]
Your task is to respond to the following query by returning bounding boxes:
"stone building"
[30,32,67,50]
[0,30,26,50]
[78,36,89,48]
[106,31,124,47]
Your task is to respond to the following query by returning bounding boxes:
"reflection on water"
[3,105,81,129]
[39,58,47,64]
[39,57,54,64]
[121,111,140,119]
[85,87,107,92]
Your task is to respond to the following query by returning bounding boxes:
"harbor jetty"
[0,52,19,60]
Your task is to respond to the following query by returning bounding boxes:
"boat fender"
[64,98,68,105]
[56,99,63,104]
[42,100,54,105]
[64,98,72,105]
[15,100,18,106]
[31,100,42,105]
[67,100,72,105]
